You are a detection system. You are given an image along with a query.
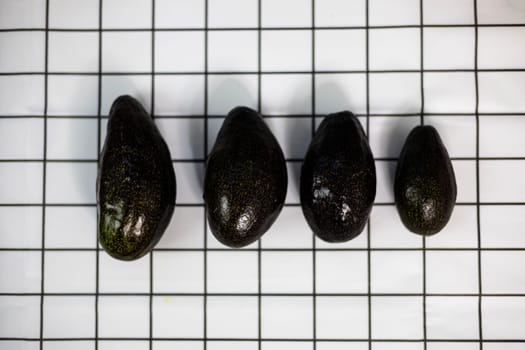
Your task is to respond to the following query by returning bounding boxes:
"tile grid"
[1,1,525,349]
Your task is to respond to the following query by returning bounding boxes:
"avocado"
[204,106,287,248]
[300,111,376,243]
[394,125,456,235]
[97,95,176,260]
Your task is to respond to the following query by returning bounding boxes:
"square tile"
[49,32,98,72]
[46,162,97,204]
[44,342,94,350]
[1,0,45,28]
[481,205,525,248]
[373,344,424,350]
[424,73,476,113]
[155,0,205,28]
[286,161,301,205]
[208,296,258,338]
[45,252,95,293]
[479,72,525,113]
[0,162,43,204]
[484,345,525,350]
[43,296,95,338]
[263,343,313,350]
[262,0,311,27]
[155,75,204,115]
[315,73,367,114]
[480,160,525,203]
[426,251,478,293]
[423,0,474,24]
[427,344,479,350]
[371,296,423,339]
[315,0,366,27]
[154,251,204,293]
[369,0,419,25]
[0,118,43,159]
[0,32,45,72]
[209,0,257,28]
[208,31,257,72]
[102,0,152,28]
[262,207,313,248]
[99,252,150,292]
[208,75,258,115]
[368,116,420,158]
[315,29,366,71]
[47,119,97,159]
[208,342,257,350]
[45,207,96,248]
[0,76,44,115]
[370,28,420,70]
[262,30,311,71]
[317,297,367,339]
[369,73,420,114]
[261,74,312,115]
[425,205,478,248]
[265,117,310,159]
[482,297,525,339]
[48,75,98,115]
[374,160,395,203]
[99,296,149,337]
[156,118,204,160]
[0,252,40,293]
[174,162,204,204]
[316,251,367,293]
[207,251,258,293]
[424,28,474,69]
[157,207,204,248]
[482,251,525,293]
[370,205,422,248]
[101,75,151,115]
[155,31,204,72]
[425,116,476,157]
[153,296,203,338]
[427,297,479,339]
[478,0,525,24]
[480,116,525,157]
[0,296,40,337]
[49,0,98,28]
[261,251,312,293]
[99,342,148,350]
[154,342,203,350]
[371,251,423,293]
[102,32,151,72]
[453,160,476,203]
[261,296,313,339]
[0,207,42,248]
[318,344,368,350]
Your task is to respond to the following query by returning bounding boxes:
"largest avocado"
[204,106,287,248]
[97,95,176,260]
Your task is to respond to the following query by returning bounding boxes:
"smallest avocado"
[394,125,457,235]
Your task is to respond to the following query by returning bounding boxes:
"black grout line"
[203,1,209,349]
[95,0,103,349]
[39,1,50,349]
[2,22,525,32]
[474,1,484,349]
[365,1,372,348]
[2,67,525,75]
[149,1,156,348]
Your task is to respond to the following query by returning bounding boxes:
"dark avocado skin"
[300,111,376,243]
[394,125,457,236]
[97,95,176,260]
[204,106,287,248]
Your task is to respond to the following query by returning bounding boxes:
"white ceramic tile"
[478,0,525,24]
[43,296,95,338]
[209,31,258,72]
[480,160,525,202]
[370,28,420,70]
[315,74,367,115]
[262,207,313,248]
[208,342,257,350]
[371,297,423,339]
[207,296,258,338]
[423,28,475,69]
[368,116,420,158]
[480,116,525,157]
[1,0,46,28]
[316,251,368,293]
[261,74,312,115]
[102,32,152,72]
[262,30,312,72]
[482,297,525,339]
[156,118,204,160]
[482,251,525,293]
[48,75,99,115]
[207,251,258,293]
[423,0,474,24]
[370,205,423,248]
[425,116,476,158]
[261,251,313,293]
[155,75,204,115]
[427,297,479,339]
[371,251,423,293]
[369,73,421,114]
[48,32,98,72]
[102,0,152,29]
[154,342,204,350]
[0,207,42,248]
[0,162,43,204]
[47,118,98,159]
[424,73,476,113]
[153,296,204,338]
[265,117,310,159]
[261,297,313,339]
[99,252,150,292]
[101,75,152,115]
[155,31,204,72]
[173,162,204,204]
[0,296,40,337]
[209,0,257,28]
[155,0,205,28]
[46,162,97,204]
[44,342,94,350]
[0,76,44,115]
[0,32,45,72]
[153,251,204,293]
[317,297,368,339]
[98,296,149,338]
[479,72,525,113]
[369,0,420,25]
[45,207,96,248]
[0,118,44,159]
[0,252,41,292]
[481,205,525,248]
[157,207,204,248]
[315,29,366,71]
[261,0,312,27]
[426,251,479,293]
[49,0,98,28]
[207,75,258,115]
[44,252,95,293]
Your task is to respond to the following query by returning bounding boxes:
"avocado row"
[98,95,456,261]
